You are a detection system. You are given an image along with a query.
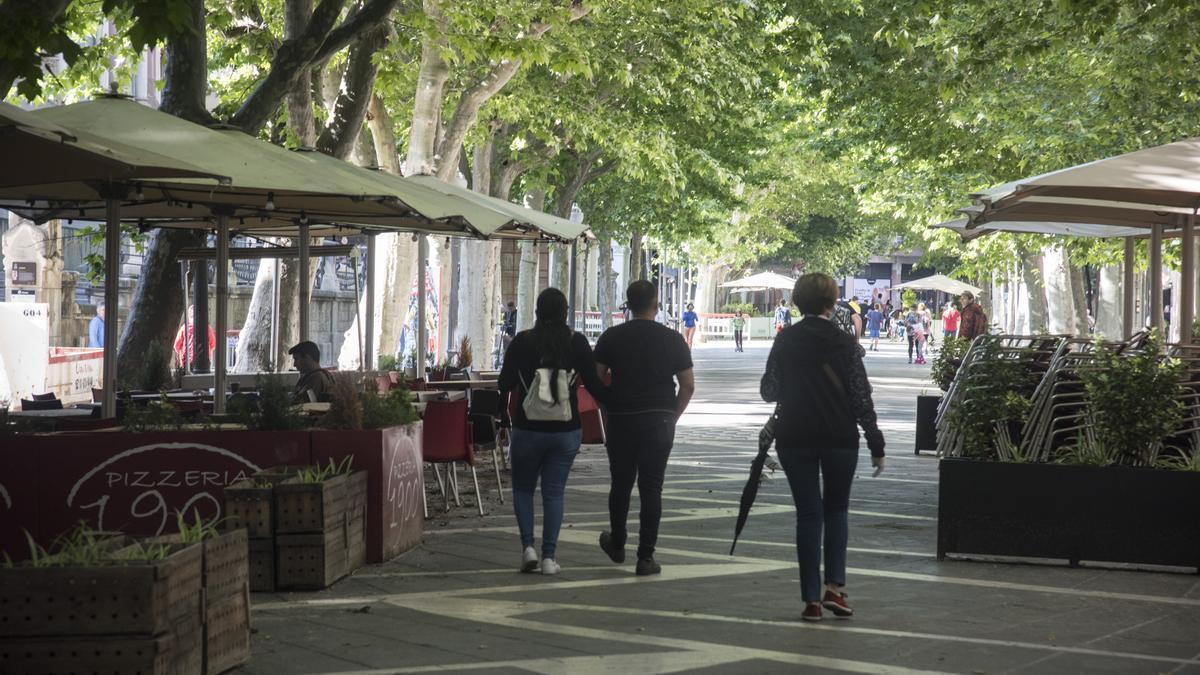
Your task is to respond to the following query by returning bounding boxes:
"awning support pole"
[352,253,363,371]
[417,235,428,378]
[568,240,578,330]
[1182,213,1195,345]
[365,233,376,370]
[1151,223,1164,334]
[1122,236,1135,340]
[298,221,311,345]
[270,256,281,372]
[214,213,229,414]
[102,197,121,419]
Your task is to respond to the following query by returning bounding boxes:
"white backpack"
[520,368,576,422]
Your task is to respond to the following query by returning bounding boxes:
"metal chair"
[420,399,484,516]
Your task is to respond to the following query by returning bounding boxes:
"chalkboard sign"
[11,261,36,285]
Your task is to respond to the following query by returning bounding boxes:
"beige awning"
[720,271,797,291]
[892,274,981,296]
[407,175,590,242]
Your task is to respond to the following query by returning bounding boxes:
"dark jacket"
[958,302,987,341]
[498,330,607,432]
[760,316,885,456]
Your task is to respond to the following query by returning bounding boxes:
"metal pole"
[1122,236,1135,340]
[180,262,191,375]
[214,214,229,414]
[193,258,210,373]
[365,233,376,370]
[298,221,311,344]
[417,235,428,378]
[1150,223,1164,334]
[1183,213,1196,345]
[102,198,121,418]
[568,240,578,330]
[352,253,363,370]
[270,257,280,372]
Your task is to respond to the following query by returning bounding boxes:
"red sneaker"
[822,590,854,618]
[801,603,822,622]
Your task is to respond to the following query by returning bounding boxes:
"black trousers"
[605,412,677,560]
[907,333,915,359]
[734,330,744,350]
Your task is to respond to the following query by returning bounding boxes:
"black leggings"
[907,333,915,359]
[605,412,677,560]
[734,330,743,350]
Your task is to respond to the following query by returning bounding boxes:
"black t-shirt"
[594,319,693,415]
[497,330,606,432]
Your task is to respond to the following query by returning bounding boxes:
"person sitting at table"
[498,287,608,576]
[289,341,335,403]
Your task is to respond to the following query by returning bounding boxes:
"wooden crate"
[345,471,368,571]
[247,538,275,592]
[1,615,202,675]
[223,466,300,538]
[273,471,352,534]
[202,530,250,674]
[0,542,202,638]
[275,528,348,590]
[206,588,250,675]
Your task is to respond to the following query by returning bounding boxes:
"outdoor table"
[413,390,466,402]
[8,408,95,418]
[429,379,499,391]
[476,370,500,380]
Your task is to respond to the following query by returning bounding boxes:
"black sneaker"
[635,557,661,576]
[599,531,625,564]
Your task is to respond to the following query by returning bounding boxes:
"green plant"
[456,336,473,369]
[318,373,364,430]
[1073,331,1184,467]
[230,376,308,431]
[901,289,918,309]
[378,354,398,371]
[360,386,419,429]
[721,302,756,316]
[296,456,355,484]
[943,337,1037,460]
[175,509,220,544]
[1156,450,1200,472]
[122,395,185,433]
[930,336,971,391]
[1056,437,1122,467]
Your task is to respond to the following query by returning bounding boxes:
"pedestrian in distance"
[957,291,988,341]
[732,310,746,352]
[917,302,934,348]
[682,303,699,349]
[594,280,696,576]
[912,318,927,364]
[760,272,885,622]
[903,305,921,363]
[941,301,959,341]
[774,299,793,335]
[865,303,883,352]
[88,301,106,348]
[498,288,609,575]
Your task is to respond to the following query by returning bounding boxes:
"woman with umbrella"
[759,272,885,622]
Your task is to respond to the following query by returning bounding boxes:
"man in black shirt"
[594,280,695,575]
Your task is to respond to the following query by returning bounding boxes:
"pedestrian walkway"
[242,339,1200,674]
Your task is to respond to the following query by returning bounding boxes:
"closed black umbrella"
[731,412,778,555]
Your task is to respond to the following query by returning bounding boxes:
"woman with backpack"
[498,288,608,575]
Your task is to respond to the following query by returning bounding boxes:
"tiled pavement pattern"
[242,338,1200,674]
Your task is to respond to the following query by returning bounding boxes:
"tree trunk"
[117,0,208,379]
[1097,264,1122,338]
[628,230,644,282]
[337,232,417,369]
[597,238,614,329]
[284,0,318,145]
[694,263,729,341]
[404,4,450,175]
[1042,246,1073,334]
[315,25,385,159]
[1067,251,1089,336]
[368,95,400,173]
[1021,248,1048,333]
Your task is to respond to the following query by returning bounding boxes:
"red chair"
[577,383,606,445]
[421,399,483,516]
[407,378,428,392]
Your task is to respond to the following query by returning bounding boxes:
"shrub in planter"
[378,354,399,372]
[1062,331,1185,467]
[229,376,307,431]
[942,336,1036,460]
[930,336,970,392]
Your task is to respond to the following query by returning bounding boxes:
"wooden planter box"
[311,424,425,563]
[273,470,368,590]
[938,458,1200,571]
[915,394,940,455]
[0,540,204,674]
[201,530,251,675]
[223,467,302,538]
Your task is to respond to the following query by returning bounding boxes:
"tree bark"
[316,25,386,159]
[628,229,644,281]
[597,237,614,328]
[516,190,545,332]
[404,1,451,175]
[1097,264,1122,338]
[367,94,401,174]
[117,0,209,379]
[233,258,277,373]
[284,0,318,145]
[1021,247,1048,333]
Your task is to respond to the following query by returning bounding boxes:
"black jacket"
[760,316,885,456]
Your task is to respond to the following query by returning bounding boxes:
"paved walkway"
[243,338,1200,674]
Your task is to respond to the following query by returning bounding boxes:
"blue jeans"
[776,446,858,603]
[510,428,582,559]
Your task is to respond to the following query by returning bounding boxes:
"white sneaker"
[521,546,539,573]
[540,558,561,575]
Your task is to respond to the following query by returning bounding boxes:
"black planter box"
[915,395,941,455]
[938,458,1200,571]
